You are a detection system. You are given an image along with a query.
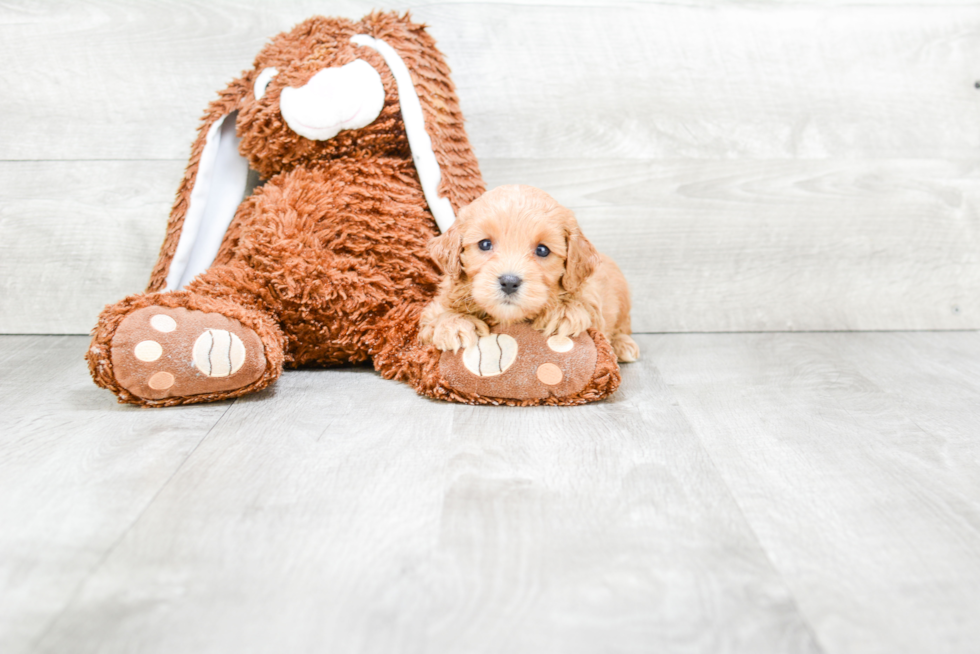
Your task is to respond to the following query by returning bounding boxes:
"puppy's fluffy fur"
[420,185,639,363]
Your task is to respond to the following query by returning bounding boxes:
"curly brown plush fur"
[87,12,620,407]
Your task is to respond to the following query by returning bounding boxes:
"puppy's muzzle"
[498,274,522,296]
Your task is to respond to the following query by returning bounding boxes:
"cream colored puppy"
[419,185,639,363]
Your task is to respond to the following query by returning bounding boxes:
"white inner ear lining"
[254,67,278,101]
[164,111,251,291]
[350,34,456,233]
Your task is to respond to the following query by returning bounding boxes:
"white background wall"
[2,0,978,333]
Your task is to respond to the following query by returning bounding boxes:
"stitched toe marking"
[193,329,246,377]
[133,340,163,362]
[148,371,175,390]
[547,335,574,353]
[150,314,177,332]
[461,333,518,377]
[536,363,563,386]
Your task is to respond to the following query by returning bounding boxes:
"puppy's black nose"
[499,274,522,295]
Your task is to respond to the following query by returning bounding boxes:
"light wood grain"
[654,331,980,654]
[429,3,980,161]
[0,161,182,334]
[5,158,977,334]
[17,337,820,654]
[0,336,230,654]
[29,364,457,654]
[2,2,978,160]
[832,331,980,448]
[6,332,980,652]
[423,377,819,653]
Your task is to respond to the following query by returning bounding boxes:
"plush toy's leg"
[87,266,286,407]
[372,313,621,406]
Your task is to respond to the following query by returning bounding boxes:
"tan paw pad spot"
[133,340,162,362]
[148,371,175,390]
[193,329,246,377]
[150,314,177,333]
[546,335,574,353]
[536,363,563,386]
[462,333,518,377]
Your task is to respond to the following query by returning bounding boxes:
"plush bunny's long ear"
[163,111,255,290]
[353,13,486,231]
[147,85,255,293]
[352,34,456,233]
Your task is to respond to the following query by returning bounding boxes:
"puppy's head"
[429,185,599,323]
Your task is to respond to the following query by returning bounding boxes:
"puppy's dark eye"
[535,244,551,257]
[478,239,493,251]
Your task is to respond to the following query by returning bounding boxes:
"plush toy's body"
[87,12,621,407]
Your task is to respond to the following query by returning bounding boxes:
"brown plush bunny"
[86,12,621,407]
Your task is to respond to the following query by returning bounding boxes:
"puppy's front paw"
[424,312,490,353]
[535,301,595,339]
[611,334,640,363]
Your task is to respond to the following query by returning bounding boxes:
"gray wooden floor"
[3,332,979,654]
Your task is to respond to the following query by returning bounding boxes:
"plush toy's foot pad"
[439,322,597,400]
[110,306,266,400]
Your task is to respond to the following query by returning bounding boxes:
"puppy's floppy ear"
[561,226,600,294]
[428,220,464,281]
